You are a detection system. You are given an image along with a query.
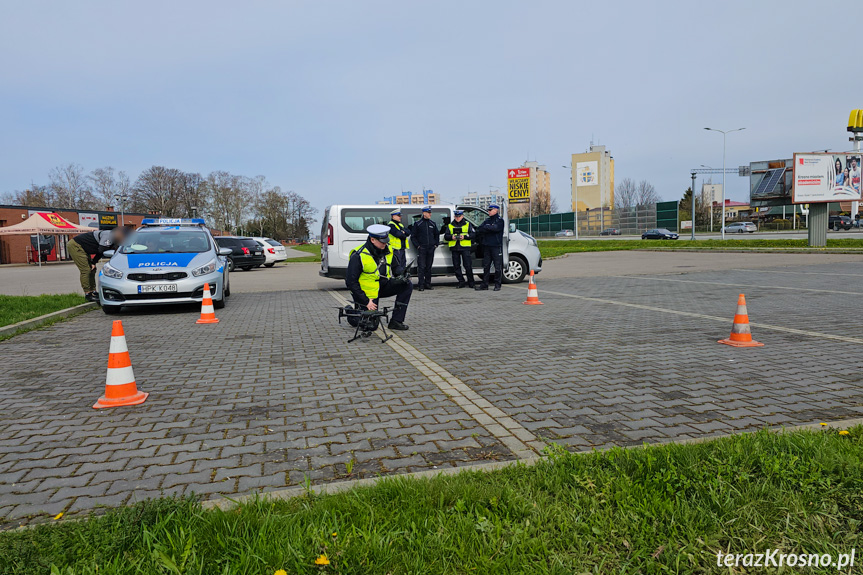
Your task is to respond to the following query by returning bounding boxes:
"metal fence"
[512,204,659,237]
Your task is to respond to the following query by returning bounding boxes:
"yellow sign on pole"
[507,168,530,204]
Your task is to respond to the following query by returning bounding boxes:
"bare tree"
[7,185,54,207]
[176,172,205,218]
[615,178,638,209]
[134,166,182,217]
[635,180,661,206]
[90,167,119,210]
[49,163,93,209]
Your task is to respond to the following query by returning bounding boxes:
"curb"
[0,302,98,338]
[201,416,863,511]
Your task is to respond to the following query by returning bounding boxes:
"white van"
[319,204,542,283]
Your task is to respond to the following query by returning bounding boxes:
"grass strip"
[2,427,862,574]
[539,238,863,258]
[0,294,86,328]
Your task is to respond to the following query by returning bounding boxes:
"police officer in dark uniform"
[410,206,438,291]
[475,203,505,291]
[387,208,409,272]
[444,209,475,288]
[345,224,412,330]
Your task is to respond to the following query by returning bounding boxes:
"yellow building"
[570,145,614,211]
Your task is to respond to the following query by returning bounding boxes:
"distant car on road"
[641,228,679,240]
[555,229,574,237]
[251,237,287,267]
[828,215,852,231]
[722,222,757,233]
[600,228,621,236]
[214,236,266,271]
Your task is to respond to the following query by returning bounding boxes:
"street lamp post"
[690,172,697,241]
[113,194,129,227]
[704,127,746,240]
[563,164,578,239]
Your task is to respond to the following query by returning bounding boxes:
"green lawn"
[2,427,861,574]
[0,294,86,328]
[539,238,863,258]
[284,244,321,262]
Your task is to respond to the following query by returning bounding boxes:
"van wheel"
[502,255,528,284]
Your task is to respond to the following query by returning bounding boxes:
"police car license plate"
[138,284,178,293]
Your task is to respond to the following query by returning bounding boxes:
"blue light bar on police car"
[141,218,206,226]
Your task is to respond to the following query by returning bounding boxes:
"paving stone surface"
[2,258,863,526]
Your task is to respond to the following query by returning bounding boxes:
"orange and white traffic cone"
[718,293,763,347]
[523,270,543,305]
[93,320,149,409]
[196,283,219,324]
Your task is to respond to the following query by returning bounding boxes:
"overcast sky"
[1,0,859,216]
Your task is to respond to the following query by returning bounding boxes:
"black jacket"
[476,214,504,247]
[73,230,117,264]
[345,240,404,306]
[411,217,439,248]
[443,218,475,250]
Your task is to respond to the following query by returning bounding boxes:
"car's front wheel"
[502,254,528,284]
[227,258,235,272]
[264,263,275,268]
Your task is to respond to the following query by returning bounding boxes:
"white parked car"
[252,237,288,267]
[722,222,757,233]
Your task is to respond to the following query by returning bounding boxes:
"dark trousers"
[451,248,474,286]
[376,279,412,322]
[416,246,436,287]
[481,245,504,289]
[392,248,406,273]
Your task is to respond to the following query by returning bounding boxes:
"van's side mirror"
[509,223,516,233]
[218,247,232,256]
[103,250,115,258]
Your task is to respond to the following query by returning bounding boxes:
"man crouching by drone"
[345,224,412,331]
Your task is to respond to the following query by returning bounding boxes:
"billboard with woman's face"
[793,153,862,203]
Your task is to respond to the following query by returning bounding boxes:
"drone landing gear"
[338,305,393,343]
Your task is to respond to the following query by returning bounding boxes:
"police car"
[98,219,231,314]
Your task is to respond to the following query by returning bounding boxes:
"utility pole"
[705,128,746,239]
[690,172,697,241]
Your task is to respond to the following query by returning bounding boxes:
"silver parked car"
[98,219,231,314]
[723,222,757,233]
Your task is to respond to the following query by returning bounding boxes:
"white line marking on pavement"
[533,287,863,345]
[730,268,863,278]
[327,290,543,459]
[611,275,863,296]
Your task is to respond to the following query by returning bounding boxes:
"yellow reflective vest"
[349,244,393,300]
[447,221,472,248]
[389,220,409,250]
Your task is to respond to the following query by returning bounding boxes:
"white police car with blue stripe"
[98,219,231,314]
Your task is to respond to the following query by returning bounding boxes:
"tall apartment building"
[701,183,722,206]
[570,145,614,211]
[523,160,550,207]
[378,191,440,205]
[460,191,505,211]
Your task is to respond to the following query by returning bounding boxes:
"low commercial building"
[0,205,156,264]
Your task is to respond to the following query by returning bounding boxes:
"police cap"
[367,224,391,243]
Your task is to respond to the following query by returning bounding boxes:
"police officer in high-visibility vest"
[444,209,475,288]
[387,208,409,272]
[345,224,412,330]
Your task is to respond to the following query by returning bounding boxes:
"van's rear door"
[320,207,330,274]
